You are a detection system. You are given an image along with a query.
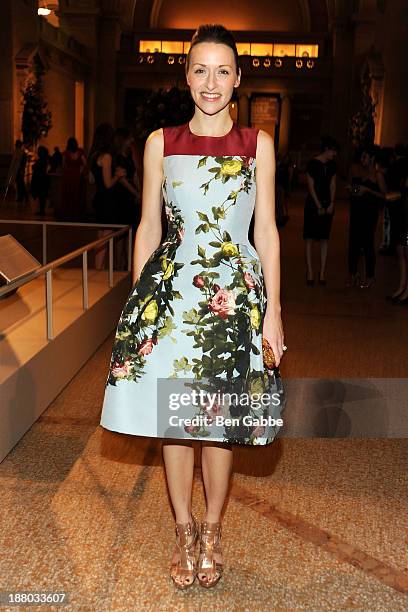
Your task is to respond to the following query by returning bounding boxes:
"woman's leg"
[162,441,195,523]
[397,246,408,299]
[319,239,328,280]
[163,441,196,587]
[305,239,314,279]
[201,442,233,522]
[392,244,408,297]
[95,229,111,270]
[197,441,232,584]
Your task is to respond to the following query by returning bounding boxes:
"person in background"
[386,146,408,304]
[276,152,293,225]
[88,123,126,270]
[49,146,63,173]
[31,146,50,216]
[346,145,387,289]
[14,140,29,205]
[112,127,140,269]
[60,137,87,220]
[303,136,339,286]
[378,147,394,254]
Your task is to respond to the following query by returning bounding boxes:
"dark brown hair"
[186,24,240,74]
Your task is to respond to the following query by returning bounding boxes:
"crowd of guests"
[11,125,142,268]
[10,127,408,298]
[299,136,408,300]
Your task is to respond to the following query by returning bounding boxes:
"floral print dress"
[100,122,285,445]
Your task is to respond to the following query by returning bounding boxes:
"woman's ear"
[234,68,241,88]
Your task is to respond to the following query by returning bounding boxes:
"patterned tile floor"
[0,336,407,610]
[1,193,408,610]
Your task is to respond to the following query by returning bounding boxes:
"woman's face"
[361,151,371,167]
[186,42,240,116]
[325,148,337,161]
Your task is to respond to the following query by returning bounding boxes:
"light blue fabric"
[100,152,285,445]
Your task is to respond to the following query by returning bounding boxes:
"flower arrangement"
[21,53,52,147]
[133,86,194,139]
[348,62,376,149]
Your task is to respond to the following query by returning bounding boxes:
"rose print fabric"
[100,122,285,445]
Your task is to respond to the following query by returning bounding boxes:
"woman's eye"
[194,68,205,74]
[219,70,229,75]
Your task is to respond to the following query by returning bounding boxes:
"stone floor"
[1,191,407,610]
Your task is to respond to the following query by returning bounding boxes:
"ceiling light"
[38,8,51,15]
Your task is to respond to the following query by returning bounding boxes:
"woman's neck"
[189,108,233,137]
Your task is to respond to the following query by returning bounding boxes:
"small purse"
[262,336,276,370]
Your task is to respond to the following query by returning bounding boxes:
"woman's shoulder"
[254,128,274,160]
[145,128,164,154]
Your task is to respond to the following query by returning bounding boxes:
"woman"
[112,128,140,268]
[303,136,338,285]
[387,170,408,304]
[99,24,285,589]
[60,137,87,220]
[88,123,126,269]
[347,146,386,288]
[31,146,50,215]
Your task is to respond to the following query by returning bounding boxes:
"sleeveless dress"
[100,122,285,445]
[303,158,336,240]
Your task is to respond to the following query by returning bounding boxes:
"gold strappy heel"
[170,514,199,589]
[197,521,223,588]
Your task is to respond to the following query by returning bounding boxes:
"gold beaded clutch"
[262,337,276,370]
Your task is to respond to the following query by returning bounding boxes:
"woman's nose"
[205,71,216,89]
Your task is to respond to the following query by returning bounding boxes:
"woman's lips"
[201,93,221,102]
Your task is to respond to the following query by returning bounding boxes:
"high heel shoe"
[360,278,375,289]
[386,289,404,302]
[394,295,408,305]
[197,521,223,588]
[306,273,314,286]
[318,270,326,286]
[170,514,199,589]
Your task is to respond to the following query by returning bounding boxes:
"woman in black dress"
[387,164,408,304]
[31,146,50,215]
[112,127,140,268]
[88,123,126,269]
[347,146,387,289]
[303,136,339,285]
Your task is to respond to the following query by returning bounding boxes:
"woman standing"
[112,128,140,268]
[387,168,408,303]
[60,137,87,220]
[303,136,338,285]
[100,24,285,589]
[31,146,50,216]
[347,146,386,288]
[88,123,126,269]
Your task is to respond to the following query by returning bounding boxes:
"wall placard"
[251,96,279,124]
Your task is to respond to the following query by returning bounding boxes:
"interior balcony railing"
[0,220,132,341]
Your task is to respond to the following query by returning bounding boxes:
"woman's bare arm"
[254,129,284,365]
[132,129,164,284]
[306,172,322,210]
[100,153,124,189]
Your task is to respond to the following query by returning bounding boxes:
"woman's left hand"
[326,203,335,215]
[263,310,285,367]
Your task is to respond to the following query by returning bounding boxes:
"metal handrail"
[0,220,133,339]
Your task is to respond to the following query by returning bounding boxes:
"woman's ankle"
[175,510,193,525]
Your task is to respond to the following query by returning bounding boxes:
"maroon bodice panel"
[163,122,259,157]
